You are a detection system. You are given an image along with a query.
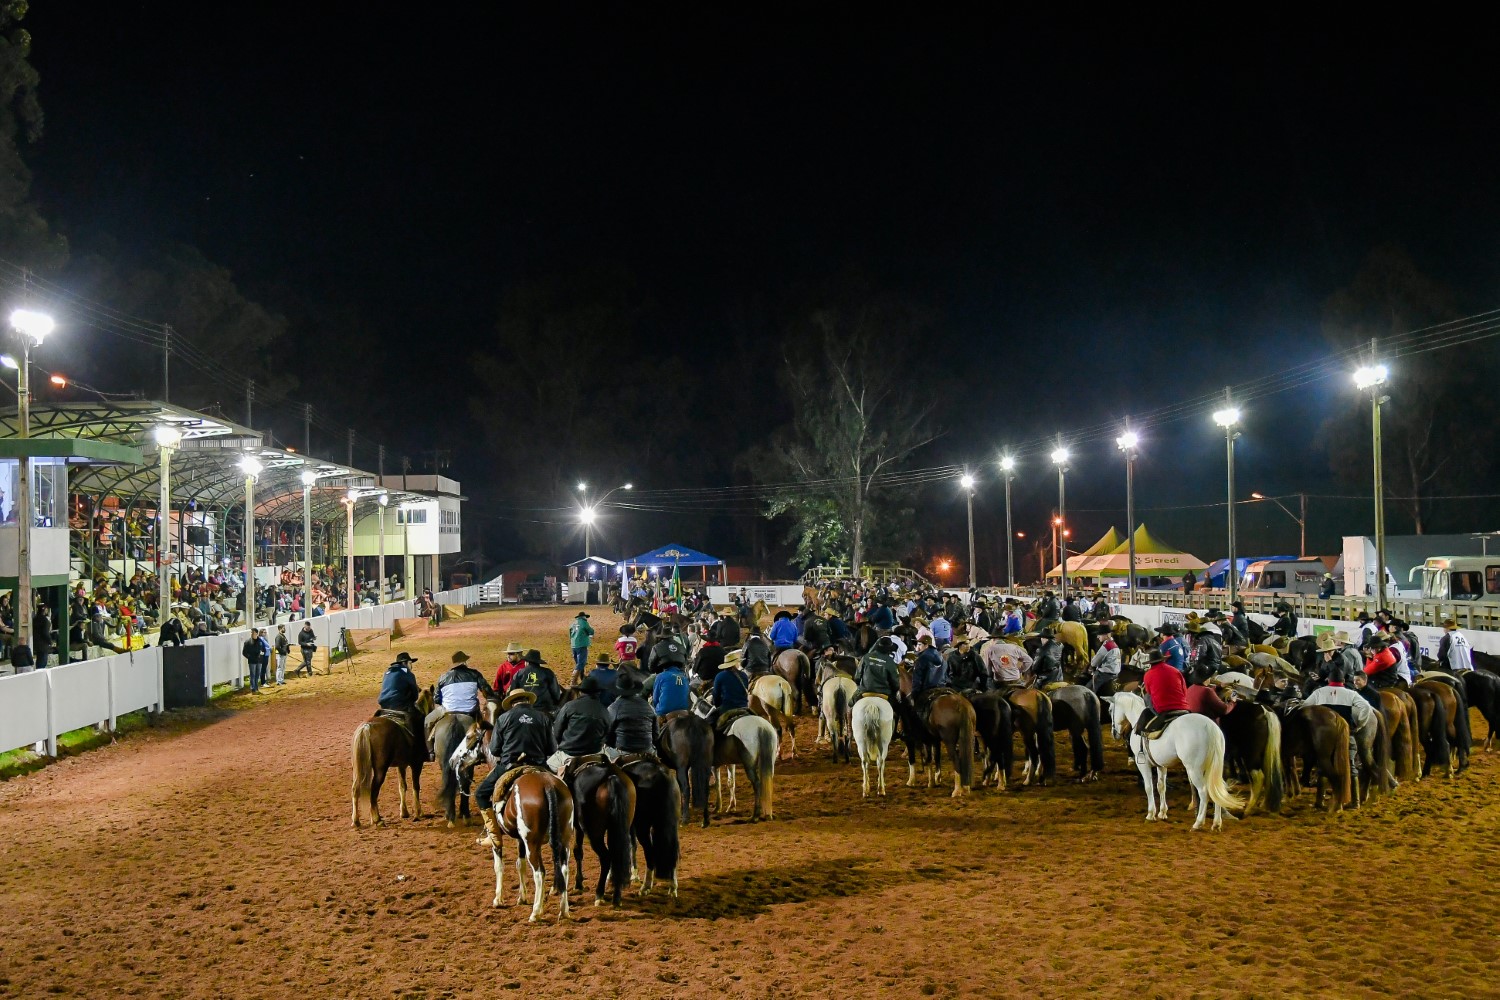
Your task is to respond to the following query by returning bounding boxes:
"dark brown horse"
[967,691,1013,788]
[1461,668,1500,750]
[569,760,637,908]
[1003,687,1056,786]
[1406,683,1452,778]
[1415,677,1471,773]
[657,711,713,827]
[619,756,683,898]
[1279,704,1350,814]
[349,686,434,827]
[894,667,975,797]
[772,648,816,715]
[491,769,573,922]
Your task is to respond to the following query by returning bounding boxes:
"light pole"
[576,480,632,560]
[1116,429,1139,605]
[959,472,977,590]
[1250,492,1307,559]
[239,455,262,629]
[999,456,1016,592]
[1213,394,1241,603]
[1355,355,1390,607]
[343,490,357,609]
[9,308,53,651]
[377,491,388,605]
[154,425,182,629]
[300,470,315,618]
[1051,446,1070,601]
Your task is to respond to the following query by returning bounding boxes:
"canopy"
[1045,527,1123,578]
[1069,524,1209,578]
[621,543,723,568]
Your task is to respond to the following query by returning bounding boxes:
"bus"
[1417,556,1500,606]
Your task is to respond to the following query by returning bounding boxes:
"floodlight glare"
[153,425,183,448]
[1213,407,1241,427]
[1353,364,1389,390]
[1050,446,1070,465]
[378,492,389,507]
[238,455,263,477]
[1116,430,1139,451]
[959,474,976,490]
[300,470,318,486]
[580,506,597,526]
[999,456,1016,473]
[10,309,54,343]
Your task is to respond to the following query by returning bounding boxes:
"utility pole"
[303,403,312,457]
[162,324,172,403]
[245,379,255,427]
[347,428,355,467]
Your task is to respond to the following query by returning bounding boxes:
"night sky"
[20,9,1500,574]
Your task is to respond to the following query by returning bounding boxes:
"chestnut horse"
[349,686,434,827]
[1004,687,1056,786]
[1279,704,1351,814]
[894,667,975,797]
[494,770,574,922]
[772,648,816,715]
[1415,676,1471,773]
[1377,688,1421,783]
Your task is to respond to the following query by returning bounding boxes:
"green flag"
[672,563,681,602]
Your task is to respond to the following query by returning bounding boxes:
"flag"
[671,562,681,603]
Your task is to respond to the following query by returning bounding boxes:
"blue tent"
[622,543,723,568]
[1204,555,1298,589]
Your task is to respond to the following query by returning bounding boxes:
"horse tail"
[1333,715,1352,806]
[1451,681,1473,758]
[1373,711,1393,794]
[607,770,634,900]
[657,777,682,881]
[1085,690,1104,775]
[546,780,568,894]
[1035,693,1056,781]
[1203,725,1247,814]
[834,683,850,756]
[1427,687,1451,770]
[745,718,777,819]
[1262,708,1284,813]
[955,705,975,790]
[350,723,373,824]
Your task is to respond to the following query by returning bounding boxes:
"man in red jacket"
[1139,648,1189,737]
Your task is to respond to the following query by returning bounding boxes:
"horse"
[851,695,896,797]
[1216,701,1284,816]
[818,672,857,763]
[1003,687,1056,786]
[1107,690,1244,830]
[349,686,433,827]
[801,585,821,611]
[772,648,816,715]
[851,621,880,655]
[967,691,1013,788]
[894,668,975,797]
[619,756,682,898]
[432,710,480,827]
[746,677,797,759]
[656,712,714,827]
[1047,684,1104,782]
[1278,703,1351,814]
[569,761,637,908]
[1052,621,1092,675]
[1377,688,1421,783]
[491,770,573,922]
[1415,675,1472,773]
[1461,668,1500,750]
[1405,683,1452,778]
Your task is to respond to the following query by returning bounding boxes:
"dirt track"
[1,606,1496,999]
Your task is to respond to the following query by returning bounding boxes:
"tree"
[1319,245,1494,533]
[0,2,65,270]
[754,297,938,575]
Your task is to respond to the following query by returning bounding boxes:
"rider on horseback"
[854,636,902,703]
[1137,647,1189,739]
[1030,632,1064,688]
[708,655,751,730]
[377,652,424,744]
[609,673,661,751]
[475,689,555,849]
[424,650,494,761]
[944,637,985,693]
[910,637,949,712]
[741,633,772,677]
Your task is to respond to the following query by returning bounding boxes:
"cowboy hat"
[450,651,470,664]
[595,652,611,665]
[501,689,536,710]
[1155,623,1179,636]
[395,651,418,664]
[773,610,793,621]
[504,642,524,655]
[617,671,645,689]
[1442,618,1459,629]
[1198,623,1221,636]
[722,649,743,667]
[578,674,602,695]
[1315,632,1338,653]
[1334,631,1353,646]
[1146,648,1168,665]
[523,649,546,666]
[575,611,590,618]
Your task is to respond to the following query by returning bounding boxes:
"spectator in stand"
[32,603,55,669]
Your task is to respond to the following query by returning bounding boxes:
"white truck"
[1237,559,1332,598]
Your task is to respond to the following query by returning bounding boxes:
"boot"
[476,807,501,849]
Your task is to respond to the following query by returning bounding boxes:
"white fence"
[0,586,483,760]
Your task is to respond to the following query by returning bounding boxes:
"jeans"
[573,646,588,676]
[274,652,287,685]
[247,659,259,691]
[36,650,51,670]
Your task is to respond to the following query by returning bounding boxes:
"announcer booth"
[563,556,616,605]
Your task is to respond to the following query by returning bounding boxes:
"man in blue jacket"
[869,601,895,632]
[768,611,799,653]
[910,637,949,701]
[710,657,751,728]
[651,660,691,715]
[1156,623,1188,673]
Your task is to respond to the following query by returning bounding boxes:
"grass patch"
[0,708,156,780]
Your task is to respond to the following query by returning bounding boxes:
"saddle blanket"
[1140,709,1189,740]
[715,708,752,735]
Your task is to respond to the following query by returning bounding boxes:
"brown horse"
[1003,687,1056,786]
[349,686,434,827]
[894,667,975,797]
[491,769,573,922]
[772,648,816,715]
[1414,677,1472,773]
[568,760,637,908]
[1377,688,1421,782]
[1406,683,1452,778]
[967,691,1013,788]
[1279,704,1351,814]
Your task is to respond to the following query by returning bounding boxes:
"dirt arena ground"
[1,606,1496,999]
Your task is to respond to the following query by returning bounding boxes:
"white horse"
[1107,690,1244,831]
[716,713,780,820]
[851,696,895,797]
[750,673,798,758]
[819,674,857,762]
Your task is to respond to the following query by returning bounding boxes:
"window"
[398,509,427,525]
[1423,569,1447,600]
[1262,570,1287,589]
[1487,566,1500,595]
[1451,571,1483,601]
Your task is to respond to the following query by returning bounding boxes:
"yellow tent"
[1072,524,1208,577]
[1045,527,1123,578]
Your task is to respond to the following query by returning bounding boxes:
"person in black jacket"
[606,674,659,754]
[1031,634,1063,687]
[944,638,986,693]
[159,613,188,647]
[552,675,609,760]
[32,604,56,669]
[474,689,556,848]
[508,649,563,713]
[690,638,727,689]
[708,613,741,648]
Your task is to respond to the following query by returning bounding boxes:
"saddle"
[1139,709,1189,740]
[494,762,550,805]
[375,707,422,744]
[1040,681,1069,693]
[611,751,658,769]
[714,707,752,736]
[561,753,608,785]
[915,687,958,727]
[1415,671,1463,693]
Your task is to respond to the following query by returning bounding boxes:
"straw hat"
[501,689,536,710]
[1315,632,1338,653]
